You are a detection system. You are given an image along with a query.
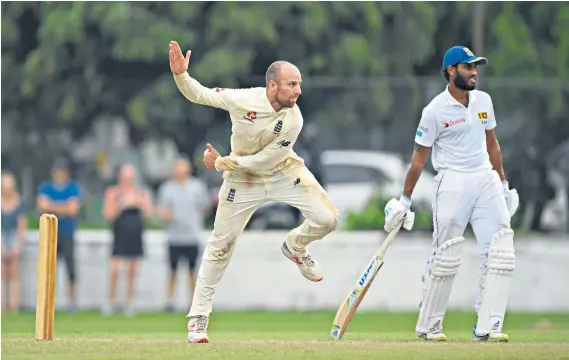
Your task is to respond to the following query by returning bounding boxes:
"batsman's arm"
[483,94,506,182]
[404,107,439,197]
[174,72,239,111]
[486,130,506,182]
[403,143,431,198]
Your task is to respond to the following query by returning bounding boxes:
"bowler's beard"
[277,90,296,108]
[454,72,476,91]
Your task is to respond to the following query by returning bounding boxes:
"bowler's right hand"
[203,143,221,170]
[169,41,191,76]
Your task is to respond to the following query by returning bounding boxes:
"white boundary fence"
[18,230,569,312]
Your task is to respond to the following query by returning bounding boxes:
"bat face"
[331,257,385,340]
[330,221,403,341]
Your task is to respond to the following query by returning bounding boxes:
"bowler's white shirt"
[174,72,304,179]
[414,86,497,173]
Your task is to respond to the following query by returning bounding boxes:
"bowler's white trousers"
[188,163,338,317]
[423,168,512,312]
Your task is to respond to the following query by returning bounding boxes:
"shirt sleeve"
[173,72,243,112]
[69,182,81,200]
[414,107,440,147]
[485,94,497,130]
[215,119,302,172]
[37,182,49,197]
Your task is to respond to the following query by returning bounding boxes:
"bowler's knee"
[203,231,238,263]
[317,207,339,234]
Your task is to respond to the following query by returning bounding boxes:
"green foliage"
[345,190,432,231]
[2,1,568,179]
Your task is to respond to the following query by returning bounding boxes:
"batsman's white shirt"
[414,86,511,312]
[415,86,496,172]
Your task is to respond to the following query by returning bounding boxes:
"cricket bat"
[330,221,404,340]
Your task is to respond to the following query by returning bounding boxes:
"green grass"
[2,311,569,359]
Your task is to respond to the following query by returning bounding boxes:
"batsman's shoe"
[418,332,447,341]
[418,321,447,341]
[281,241,323,282]
[187,315,209,343]
[472,325,509,342]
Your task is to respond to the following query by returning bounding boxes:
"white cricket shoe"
[472,325,509,342]
[281,241,323,282]
[418,320,447,341]
[420,332,447,341]
[187,315,209,343]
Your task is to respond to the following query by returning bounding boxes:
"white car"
[320,150,435,224]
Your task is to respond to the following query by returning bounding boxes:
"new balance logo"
[227,188,236,202]
[491,320,501,331]
[429,320,442,334]
[277,140,291,147]
[273,120,283,134]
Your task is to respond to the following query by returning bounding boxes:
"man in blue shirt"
[36,161,81,311]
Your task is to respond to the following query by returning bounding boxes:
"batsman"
[383,46,519,342]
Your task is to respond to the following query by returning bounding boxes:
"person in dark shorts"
[36,161,81,312]
[102,164,152,316]
[157,156,210,311]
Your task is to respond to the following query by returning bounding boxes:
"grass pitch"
[2,310,568,359]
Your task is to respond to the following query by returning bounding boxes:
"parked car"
[247,150,436,230]
[320,150,434,225]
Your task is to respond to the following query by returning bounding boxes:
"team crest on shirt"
[478,112,488,124]
[273,120,283,134]
[243,111,256,123]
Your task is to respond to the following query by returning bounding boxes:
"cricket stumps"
[35,214,58,341]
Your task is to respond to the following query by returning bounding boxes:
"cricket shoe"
[187,315,209,343]
[418,320,447,341]
[281,241,323,282]
[472,325,509,342]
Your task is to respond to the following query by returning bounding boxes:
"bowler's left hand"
[203,143,221,170]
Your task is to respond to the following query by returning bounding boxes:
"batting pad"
[475,229,515,335]
[416,236,466,335]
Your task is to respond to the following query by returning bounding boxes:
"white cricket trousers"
[188,164,338,317]
[423,168,512,312]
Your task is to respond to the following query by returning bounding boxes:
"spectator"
[156,156,210,312]
[36,161,81,312]
[1,171,27,313]
[102,164,152,316]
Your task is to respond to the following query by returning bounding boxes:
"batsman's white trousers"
[188,163,338,317]
[423,168,512,312]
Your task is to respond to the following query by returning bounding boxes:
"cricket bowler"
[383,46,520,342]
[168,41,338,343]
